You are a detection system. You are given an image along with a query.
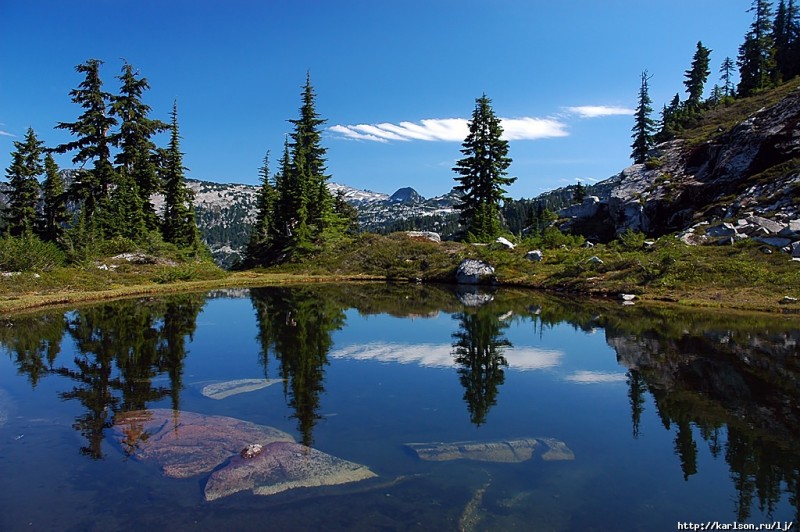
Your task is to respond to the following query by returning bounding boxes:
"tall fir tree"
[110,62,168,231]
[4,127,44,236]
[54,59,118,220]
[631,71,657,164]
[161,101,200,250]
[41,153,68,243]
[737,0,776,97]
[720,56,737,97]
[775,0,800,80]
[244,151,277,265]
[452,94,515,241]
[277,73,341,256]
[684,41,712,110]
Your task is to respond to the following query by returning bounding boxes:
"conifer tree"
[244,151,276,264]
[657,93,682,142]
[720,56,737,97]
[110,62,168,231]
[4,127,44,236]
[738,0,776,97]
[684,41,712,109]
[631,71,657,164]
[288,74,335,250]
[774,0,800,80]
[55,59,118,219]
[41,153,68,243]
[161,101,200,249]
[452,93,515,241]
[277,73,341,256]
[573,180,587,204]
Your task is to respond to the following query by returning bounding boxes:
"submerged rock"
[111,409,294,478]
[405,437,574,463]
[112,409,376,501]
[200,378,284,400]
[0,387,11,429]
[204,441,377,501]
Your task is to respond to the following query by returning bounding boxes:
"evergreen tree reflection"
[0,313,65,387]
[250,287,345,446]
[451,306,511,426]
[2,295,204,459]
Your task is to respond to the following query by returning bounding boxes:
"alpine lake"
[0,283,798,531]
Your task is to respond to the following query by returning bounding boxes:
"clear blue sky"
[1,1,751,199]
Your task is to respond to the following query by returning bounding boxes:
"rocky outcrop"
[558,85,800,240]
[456,259,495,284]
[403,231,441,243]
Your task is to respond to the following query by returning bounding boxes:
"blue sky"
[1,1,752,199]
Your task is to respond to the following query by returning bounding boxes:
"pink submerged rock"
[111,409,294,478]
[204,441,377,501]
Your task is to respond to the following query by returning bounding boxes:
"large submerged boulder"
[204,441,377,501]
[111,409,377,501]
[405,437,574,463]
[112,409,294,478]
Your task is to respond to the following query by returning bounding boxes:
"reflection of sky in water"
[333,309,625,384]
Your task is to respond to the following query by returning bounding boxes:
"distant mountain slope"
[151,180,460,267]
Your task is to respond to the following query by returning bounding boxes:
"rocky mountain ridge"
[559,83,800,244]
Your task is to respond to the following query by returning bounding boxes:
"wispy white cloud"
[0,130,15,137]
[330,116,568,143]
[565,105,634,119]
[565,370,627,384]
[330,342,563,371]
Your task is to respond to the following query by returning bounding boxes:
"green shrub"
[98,236,139,256]
[614,229,647,251]
[0,235,66,271]
[152,265,198,283]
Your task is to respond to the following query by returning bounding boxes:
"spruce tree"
[244,151,277,264]
[110,62,168,231]
[55,59,118,219]
[452,93,515,241]
[161,101,200,249]
[738,0,776,97]
[775,0,800,80]
[657,93,682,142]
[631,71,657,164]
[280,73,341,255]
[684,41,712,110]
[4,127,44,236]
[41,153,68,243]
[720,56,737,98]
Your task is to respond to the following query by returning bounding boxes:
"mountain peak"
[389,187,424,204]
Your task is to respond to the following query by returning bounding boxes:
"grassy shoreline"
[1,232,798,316]
[1,268,798,318]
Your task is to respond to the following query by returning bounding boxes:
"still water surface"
[0,284,798,531]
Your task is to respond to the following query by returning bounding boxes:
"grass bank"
[1,232,798,316]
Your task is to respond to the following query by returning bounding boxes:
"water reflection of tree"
[612,327,800,522]
[0,313,65,387]
[1,295,204,459]
[451,306,511,426]
[250,287,345,446]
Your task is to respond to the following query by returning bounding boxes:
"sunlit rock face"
[559,88,800,239]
